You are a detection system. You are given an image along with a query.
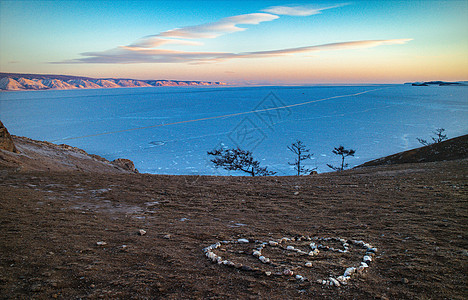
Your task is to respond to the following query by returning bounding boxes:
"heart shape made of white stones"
[203,236,377,287]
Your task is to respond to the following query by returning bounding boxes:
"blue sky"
[0,0,467,84]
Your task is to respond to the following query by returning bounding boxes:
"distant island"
[0,72,227,91]
[406,80,467,86]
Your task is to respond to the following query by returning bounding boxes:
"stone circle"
[203,236,377,287]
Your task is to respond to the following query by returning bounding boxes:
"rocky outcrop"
[112,158,139,173]
[0,134,138,173]
[0,120,18,153]
[0,72,227,91]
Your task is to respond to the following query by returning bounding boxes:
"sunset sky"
[1,0,467,84]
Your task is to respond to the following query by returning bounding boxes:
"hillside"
[0,127,467,299]
[358,134,468,167]
[0,72,226,91]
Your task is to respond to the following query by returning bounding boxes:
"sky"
[0,0,467,84]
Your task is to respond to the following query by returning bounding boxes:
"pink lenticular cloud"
[262,4,348,16]
[60,39,412,64]
[128,38,203,49]
[159,13,279,39]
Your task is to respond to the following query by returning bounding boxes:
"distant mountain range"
[0,73,226,91]
[405,80,467,86]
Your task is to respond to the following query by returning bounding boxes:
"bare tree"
[207,146,276,176]
[288,140,316,176]
[327,145,356,171]
[417,128,448,146]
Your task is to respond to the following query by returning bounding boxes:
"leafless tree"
[327,145,356,171]
[288,140,316,176]
[207,147,276,176]
[417,128,447,146]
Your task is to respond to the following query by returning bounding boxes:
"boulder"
[112,158,138,173]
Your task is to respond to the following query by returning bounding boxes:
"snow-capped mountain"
[0,73,226,91]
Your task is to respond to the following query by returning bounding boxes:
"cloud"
[58,39,412,64]
[262,4,347,16]
[128,37,203,48]
[56,5,411,66]
[159,13,279,39]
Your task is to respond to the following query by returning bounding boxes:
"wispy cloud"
[159,13,279,39]
[128,37,203,48]
[59,39,413,64]
[262,4,347,16]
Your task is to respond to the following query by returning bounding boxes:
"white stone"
[253,250,261,257]
[286,245,295,251]
[269,241,278,246]
[337,276,348,284]
[344,267,356,277]
[329,277,340,287]
[295,275,305,281]
[237,238,249,243]
[259,256,270,263]
[363,255,372,263]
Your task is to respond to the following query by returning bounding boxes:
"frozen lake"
[1,85,467,175]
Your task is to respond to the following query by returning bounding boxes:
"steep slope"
[0,77,24,90]
[41,78,77,89]
[16,78,48,90]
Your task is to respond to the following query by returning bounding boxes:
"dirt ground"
[1,157,467,299]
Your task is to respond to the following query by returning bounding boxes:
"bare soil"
[1,157,467,299]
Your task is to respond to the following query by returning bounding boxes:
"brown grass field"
[0,135,467,299]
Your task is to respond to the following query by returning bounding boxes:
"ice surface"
[1,85,467,175]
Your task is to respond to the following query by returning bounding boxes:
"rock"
[0,120,19,153]
[265,271,272,276]
[138,229,146,236]
[111,158,139,173]
[252,250,261,257]
[163,234,171,239]
[337,275,348,284]
[269,241,278,246]
[237,238,249,243]
[240,265,253,271]
[286,245,295,251]
[294,191,300,195]
[305,262,313,267]
[295,275,305,281]
[344,267,356,277]
[283,269,294,276]
[309,249,319,256]
[363,255,372,263]
[259,256,270,263]
[401,278,409,284]
[329,277,340,287]
[96,241,107,246]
